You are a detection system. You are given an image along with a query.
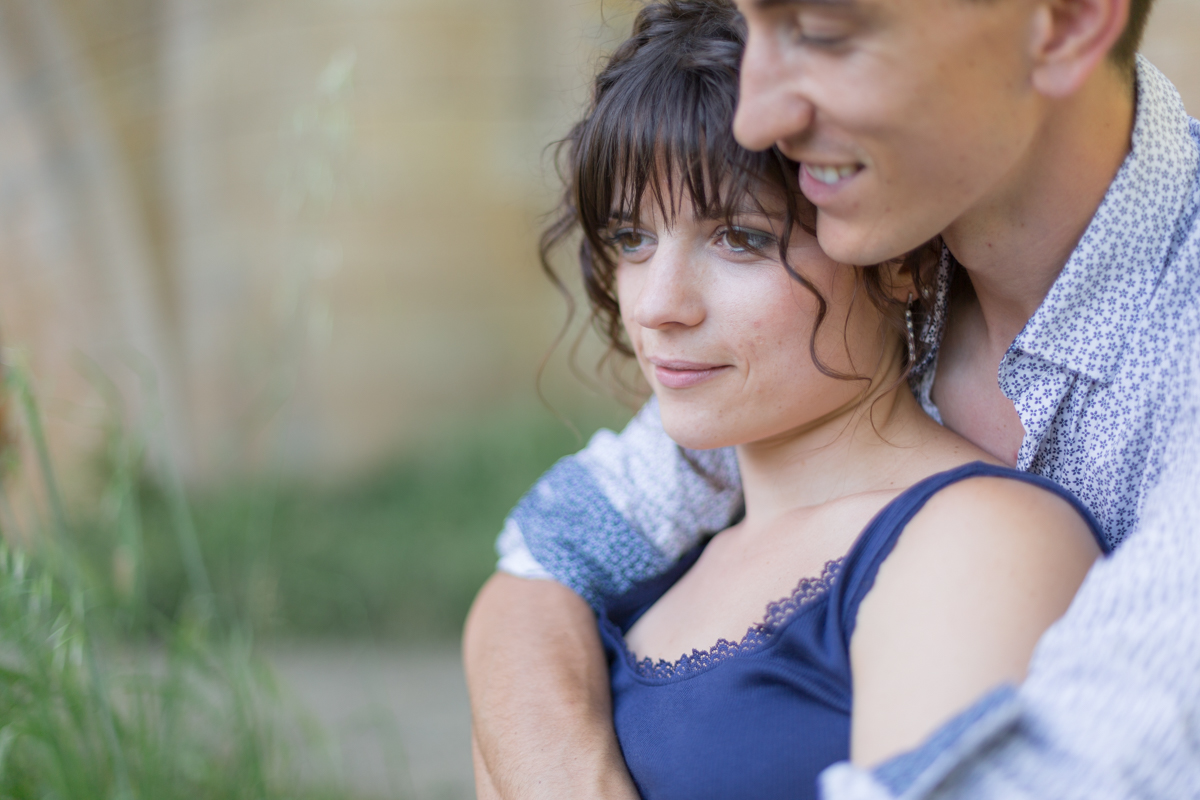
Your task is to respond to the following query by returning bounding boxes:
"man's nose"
[632,245,706,331]
[734,29,815,152]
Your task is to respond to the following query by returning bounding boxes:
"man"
[465,0,1200,797]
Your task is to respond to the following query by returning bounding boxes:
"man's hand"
[463,572,641,800]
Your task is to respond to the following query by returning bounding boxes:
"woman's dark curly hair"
[541,0,933,386]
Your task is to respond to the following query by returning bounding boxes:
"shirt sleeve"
[494,397,743,608]
[820,398,1200,800]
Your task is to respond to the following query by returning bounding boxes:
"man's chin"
[815,214,935,267]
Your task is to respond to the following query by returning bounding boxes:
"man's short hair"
[1113,0,1156,74]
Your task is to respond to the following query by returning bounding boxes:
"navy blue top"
[598,462,1108,800]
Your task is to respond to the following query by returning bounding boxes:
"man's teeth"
[805,164,860,185]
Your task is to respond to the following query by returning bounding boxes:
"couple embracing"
[466,0,1199,797]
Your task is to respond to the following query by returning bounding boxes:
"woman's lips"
[650,359,731,389]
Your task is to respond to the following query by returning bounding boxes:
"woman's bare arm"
[850,477,1102,766]
[463,572,641,800]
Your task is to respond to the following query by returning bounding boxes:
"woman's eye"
[721,227,776,254]
[609,229,652,254]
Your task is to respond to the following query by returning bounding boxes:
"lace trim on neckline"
[625,557,845,680]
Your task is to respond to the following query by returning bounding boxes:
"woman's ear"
[1029,0,1131,98]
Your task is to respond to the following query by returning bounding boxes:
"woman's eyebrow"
[699,204,774,221]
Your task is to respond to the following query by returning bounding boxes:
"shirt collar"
[1012,57,1198,382]
[911,245,953,381]
[914,57,1199,384]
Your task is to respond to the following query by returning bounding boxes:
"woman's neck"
[734,377,931,528]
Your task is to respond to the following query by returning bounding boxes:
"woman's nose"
[631,245,706,331]
[733,28,815,152]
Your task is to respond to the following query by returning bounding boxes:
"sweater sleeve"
[495,397,743,608]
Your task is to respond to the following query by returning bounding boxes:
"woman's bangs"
[577,71,766,239]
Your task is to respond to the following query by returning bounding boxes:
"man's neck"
[941,64,1136,348]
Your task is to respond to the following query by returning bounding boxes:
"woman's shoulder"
[848,464,1104,765]
[887,413,1103,553]
[903,463,1103,554]
[872,462,1105,592]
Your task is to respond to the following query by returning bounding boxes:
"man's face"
[734,0,1046,265]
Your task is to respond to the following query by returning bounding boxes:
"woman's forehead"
[607,172,791,223]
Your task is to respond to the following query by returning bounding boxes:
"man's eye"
[791,13,852,47]
[721,227,776,254]
[797,32,847,46]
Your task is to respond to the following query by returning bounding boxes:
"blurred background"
[0,1,1195,798]
[0,0,644,636]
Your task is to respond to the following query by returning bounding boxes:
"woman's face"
[614,188,897,451]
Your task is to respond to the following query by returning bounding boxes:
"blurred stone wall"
[158,0,638,476]
[0,0,638,484]
[1142,0,1200,109]
[0,0,1196,485]
[0,0,186,497]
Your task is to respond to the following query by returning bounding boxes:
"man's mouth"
[802,162,863,186]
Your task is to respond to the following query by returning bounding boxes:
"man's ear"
[880,257,916,304]
[881,239,940,304]
[1029,0,1131,98]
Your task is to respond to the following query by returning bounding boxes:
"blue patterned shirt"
[498,57,1200,798]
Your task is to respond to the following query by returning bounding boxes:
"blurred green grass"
[86,403,630,642]
[0,542,347,800]
[0,361,376,799]
[0,348,634,798]
[0,357,632,798]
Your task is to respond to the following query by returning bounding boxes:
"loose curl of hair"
[541,0,935,392]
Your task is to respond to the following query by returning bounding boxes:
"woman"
[498,2,1105,797]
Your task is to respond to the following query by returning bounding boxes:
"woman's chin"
[660,417,736,452]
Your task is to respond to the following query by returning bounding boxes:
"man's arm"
[472,731,501,800]
[463,574,640,800]
[465,400,741,798]
[501,398,742,606]
[822,402,1200,799]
